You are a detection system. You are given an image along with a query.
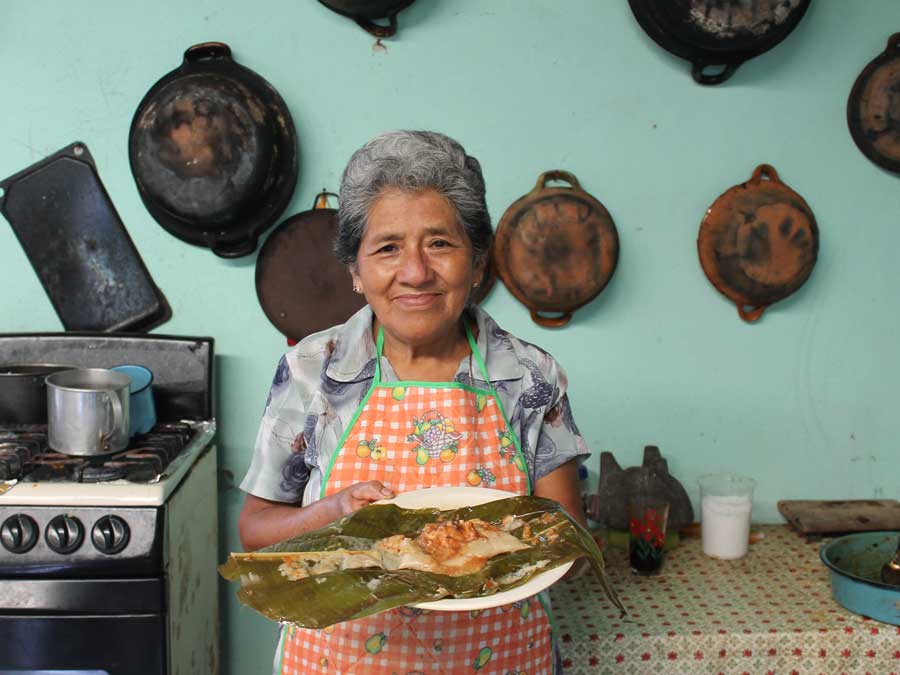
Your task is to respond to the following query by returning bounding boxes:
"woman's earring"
[472,281,480,289]
[353,284,361,293]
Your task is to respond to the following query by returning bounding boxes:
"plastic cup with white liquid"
[698,473,756,560]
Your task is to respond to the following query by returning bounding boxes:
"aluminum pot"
[46,368,130,456]
[0,364,74,424]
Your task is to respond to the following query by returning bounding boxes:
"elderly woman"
[239,130,590,675]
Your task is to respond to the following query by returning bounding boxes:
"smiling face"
[350,188,483,351]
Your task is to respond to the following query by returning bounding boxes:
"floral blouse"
[240,305,590,506]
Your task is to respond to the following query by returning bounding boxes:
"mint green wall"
[2,2,898,672]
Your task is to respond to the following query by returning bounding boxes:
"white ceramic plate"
[375,486,573,611]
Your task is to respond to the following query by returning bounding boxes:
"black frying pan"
[628,0,812,85]
[318,0,416,38]
[129,43,298,258]
[256,194,366,343]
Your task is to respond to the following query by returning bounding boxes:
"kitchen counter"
[550,524,900,675]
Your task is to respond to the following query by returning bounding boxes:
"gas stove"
[0,332,219,675]
[0,419,216,506]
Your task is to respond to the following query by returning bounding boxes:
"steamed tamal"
[220,495,622,628]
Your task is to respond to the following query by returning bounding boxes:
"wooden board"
[778,499,900,534]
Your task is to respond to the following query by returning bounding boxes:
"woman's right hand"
[331,480,396,516]
[239,481,395,551]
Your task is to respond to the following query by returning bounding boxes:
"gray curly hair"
[333,130,492,266]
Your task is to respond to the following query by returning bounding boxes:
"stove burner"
[0,423,197,484]
[75,463,128,483]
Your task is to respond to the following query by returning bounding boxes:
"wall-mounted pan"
[628,0,812,85]
[256,194,365,343]
[848,33,900,174]
[318,0,416,38]
[129,42,298,258]
[494,171,619,328]
[698,164,818,322]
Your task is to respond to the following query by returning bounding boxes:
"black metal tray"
[0,143,170,332]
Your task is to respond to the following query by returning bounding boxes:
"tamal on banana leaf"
[220,495,623,628]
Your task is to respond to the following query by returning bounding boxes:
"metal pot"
[628,0,812,85]
[129,42,298,258]
[0,364,74,424]
[46,368,130,456]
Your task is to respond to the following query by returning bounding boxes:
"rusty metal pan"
[697,164,818,322]
[317,0,416,38]
[0,143,171,333]
[848,33,900,174]
[255,193,365,343]
[129,42,298,258]
[494,171,619,328]
[628,0,811,85]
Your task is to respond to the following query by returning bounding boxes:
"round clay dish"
[493,171,619,328]
[697,164,818,322]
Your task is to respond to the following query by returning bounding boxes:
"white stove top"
[0,420,216,506]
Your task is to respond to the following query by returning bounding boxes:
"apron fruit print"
[277,324,554,675]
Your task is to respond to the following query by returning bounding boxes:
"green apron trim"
[320,320,532,497]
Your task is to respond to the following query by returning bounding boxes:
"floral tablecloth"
[550,525,900,675]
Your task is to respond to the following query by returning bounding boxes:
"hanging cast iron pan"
[256,192,365,343]
[494,171,619,328]
[317,0,416,38]
[628,0,812,85]
[256,192,497,343]
[698,164,818,322]
[847,33,900,174]
[129,42,298,258]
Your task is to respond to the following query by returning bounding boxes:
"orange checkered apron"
[277,324,554,675]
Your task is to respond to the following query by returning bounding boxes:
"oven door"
[0,578,166,675]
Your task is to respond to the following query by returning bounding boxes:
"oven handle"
[0,577,164,613]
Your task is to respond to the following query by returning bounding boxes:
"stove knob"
[1,514,39,553]
[91,515,130,555]
[45,515,84,554]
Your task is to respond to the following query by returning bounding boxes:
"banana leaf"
[220,495,623,628]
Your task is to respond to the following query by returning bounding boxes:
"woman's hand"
[239,481,395,552]
[332,480,396,516]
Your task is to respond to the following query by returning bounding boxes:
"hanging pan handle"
[737,304,766,322]
[534,170,582,192]
[212,237,258,259]
[748,164,782,186]
[691,62,739,86]
[354,13,398,38]
[183,42,233,64]
[312,190,339,210]
[886,33,900,53]
[530,310,573,328]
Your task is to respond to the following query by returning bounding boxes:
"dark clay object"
[591,446,694,530]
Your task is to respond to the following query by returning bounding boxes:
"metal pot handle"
[183,42,233,64]
[312,191,340,210]
[534,170,582,192]
[691,62,739,86]
[212,237,258,259]
[354,13,398,38]
[100,390,124,451]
